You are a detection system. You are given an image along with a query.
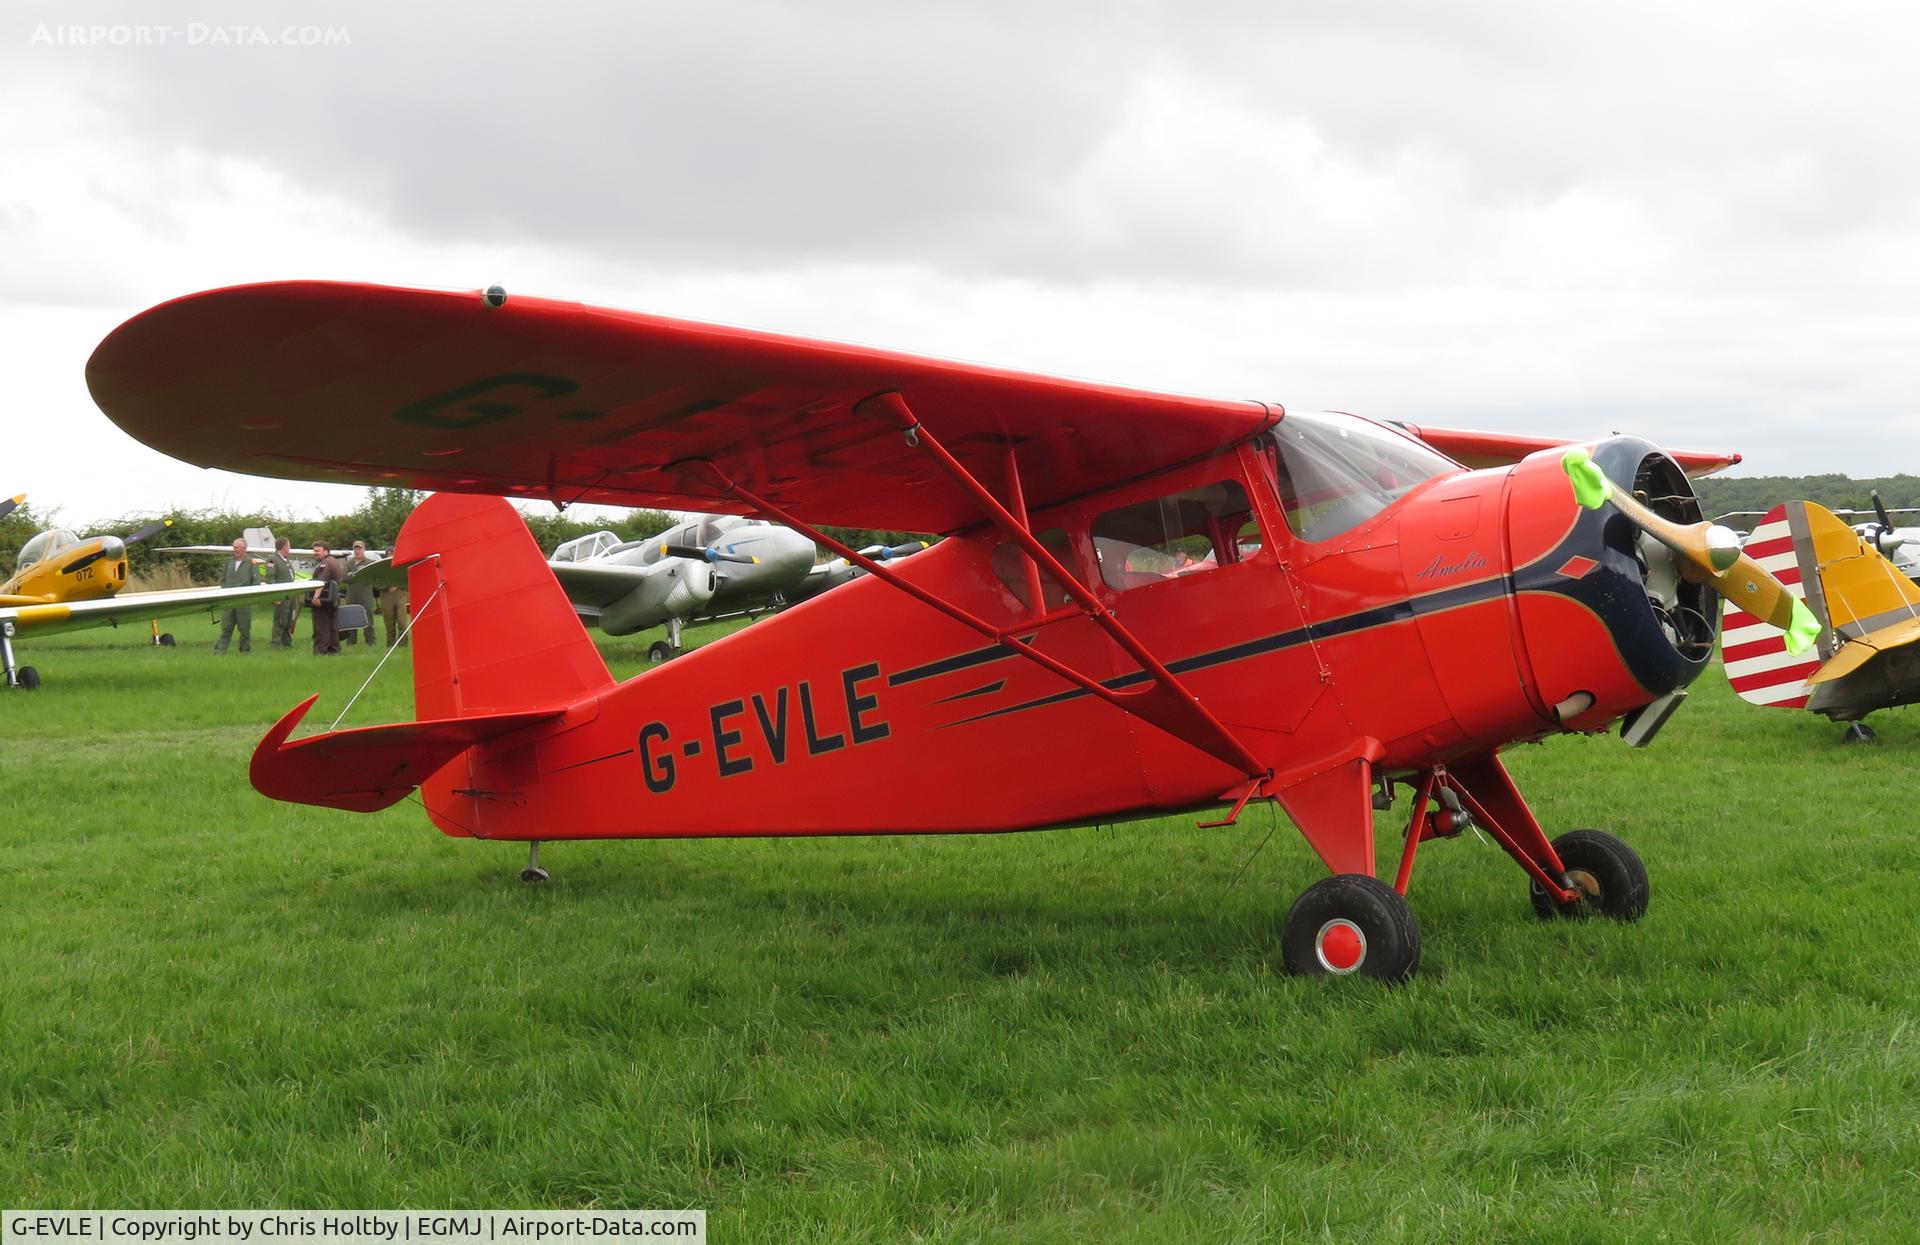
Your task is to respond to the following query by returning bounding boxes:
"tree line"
[1693,474,1920,528]
[2,486,935,582]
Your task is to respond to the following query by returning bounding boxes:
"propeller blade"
[1563,449,1819,655]
[123,518,175,545]
[1867,489,1904,555]
[0,494,23,523]
[859,540,931,561]
[659,542,759,565]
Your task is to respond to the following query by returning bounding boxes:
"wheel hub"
[1565,868,1602,902]
[1314,919,1367,974]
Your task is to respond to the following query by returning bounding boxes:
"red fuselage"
[414,431,1708,849]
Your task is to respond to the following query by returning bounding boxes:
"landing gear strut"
[648,616,686,664]
[150,619,176,648]
[1842,721,1878,745]
[520,840,549,883]
[1,622,38,691]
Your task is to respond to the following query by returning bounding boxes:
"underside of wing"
[88,282,1277,535]
[1400,424,1741,478]
[0,581,308,636]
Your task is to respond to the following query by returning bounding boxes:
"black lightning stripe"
[940,575,1512,727]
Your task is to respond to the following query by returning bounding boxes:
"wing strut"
[675,392,1267,779]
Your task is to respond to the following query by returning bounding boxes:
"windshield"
[1271,412,1457,541]
[552,531,621,563]
[16,529,78,569]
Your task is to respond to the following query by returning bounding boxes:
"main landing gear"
[1,622,39,691]
[1277,756,1649,982]
[648,616,685,664]
[1841,721,1879,745]
[150,619,176,648]
[1282,875,1421,981]
[1528,830,1649,921]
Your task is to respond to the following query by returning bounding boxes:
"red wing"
[1400,424,1741,478]
[87,281,1274,534]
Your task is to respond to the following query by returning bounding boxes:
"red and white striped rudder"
[1722,504,1822,708]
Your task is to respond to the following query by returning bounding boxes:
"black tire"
[16,666,40,691]
[1842,722,1878,745]
[1531,829,1649,922]
[647,641,674,663]
[1281,874,1422,982]
[158,633,176,648]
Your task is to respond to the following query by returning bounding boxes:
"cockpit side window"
[1268,412,1457,542]
[990,528,1075,609]
[1091,481,1256,591]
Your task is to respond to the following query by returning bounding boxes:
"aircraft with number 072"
[86,281,1817,981]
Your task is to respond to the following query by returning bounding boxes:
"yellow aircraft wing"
[0,580,310,637]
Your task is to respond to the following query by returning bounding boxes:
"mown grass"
[2,619,1916,1242]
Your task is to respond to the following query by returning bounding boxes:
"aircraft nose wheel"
[1530,830,1649,921]
[1281,874,1422,982]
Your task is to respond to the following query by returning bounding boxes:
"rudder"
[395,492,615,719]
[1722,504,1821,708]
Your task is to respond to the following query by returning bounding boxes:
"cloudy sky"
[5,1,1918,531]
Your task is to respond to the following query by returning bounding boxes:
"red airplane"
[86,281,1812,981]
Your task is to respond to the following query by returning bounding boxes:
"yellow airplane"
[1725,498,1920,741]
[1,499,308,690]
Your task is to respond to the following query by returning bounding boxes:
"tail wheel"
[1281,874,1421,982]
[1530,829,1649,922]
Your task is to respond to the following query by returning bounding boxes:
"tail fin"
[1724,500,1920,708]
[1723,504,1823,708]
[1792,499,1920,642]
[396,492,615,718]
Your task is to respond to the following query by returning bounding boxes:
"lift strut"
[674,392,1266,779]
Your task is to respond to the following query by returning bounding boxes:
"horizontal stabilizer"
[1808,616,1920,686]
[250,694,561,812]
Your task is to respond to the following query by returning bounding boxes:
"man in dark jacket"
[309,541,345,655]
[343,540,378,646]
[213,537,258,654]
[267,536,299,648]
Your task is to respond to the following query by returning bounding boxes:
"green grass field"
[2,617,1916,1242]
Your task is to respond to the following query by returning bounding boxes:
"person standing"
[266,536,299,649]
[309,540,345,656]
[343,540,378,646]
[379,580,411,649]
[212,537,258,654]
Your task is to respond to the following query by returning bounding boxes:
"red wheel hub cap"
[1316,919,1367,973]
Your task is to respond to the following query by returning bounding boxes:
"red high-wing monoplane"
[87,282,1808,980]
